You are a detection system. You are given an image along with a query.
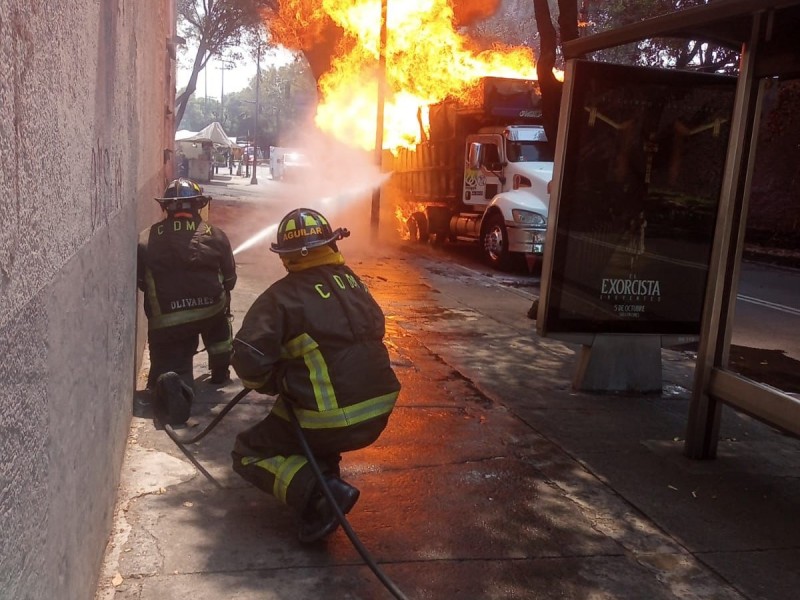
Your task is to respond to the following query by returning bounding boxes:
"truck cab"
[460,125,553,268]
[393,76,555,271]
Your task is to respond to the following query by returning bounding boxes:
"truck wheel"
[407,212,429,243]
[482,213,512,270]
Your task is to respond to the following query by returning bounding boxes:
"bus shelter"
[547,0,800,458]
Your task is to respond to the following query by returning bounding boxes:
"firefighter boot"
[209,367,231,384]
[154,371,194,426]
[298,476,360,544]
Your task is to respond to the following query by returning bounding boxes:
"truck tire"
[482,213,513,270]
[407,212,429,244]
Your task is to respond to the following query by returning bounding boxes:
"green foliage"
[179,58,317,150]
[177,94,222,132]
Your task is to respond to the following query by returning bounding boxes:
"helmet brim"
[155,195,203,202]
[270,228,349,254]
[155,195,210,209]
[269,238,334,255]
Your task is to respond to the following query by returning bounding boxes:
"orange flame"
[270,1,537,151]
[394,202,429,240]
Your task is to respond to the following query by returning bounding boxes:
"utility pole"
[371,0,388,238]
[250,42,261,185]
[219,59,234,129]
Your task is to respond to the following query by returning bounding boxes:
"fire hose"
[163,388,410,600]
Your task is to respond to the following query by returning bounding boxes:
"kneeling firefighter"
[230,208,401,543]
[137,178,237,425]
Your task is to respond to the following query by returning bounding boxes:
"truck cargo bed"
[393,139,463,204]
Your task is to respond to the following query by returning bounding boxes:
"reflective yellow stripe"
[284,334,317,357]
[143,265,227,330]
[241,455,307,504]
[304,349,336,411]
[273,455,307,503]
[241,456,269,467]
[272,391,398,430]
[144,269,161,318]
[148,296,227,330]
[283,334,337,411]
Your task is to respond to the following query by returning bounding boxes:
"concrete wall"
[0,1,172,597]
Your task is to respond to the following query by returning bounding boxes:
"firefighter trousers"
[231,397,389,514]
[147,311,232,390]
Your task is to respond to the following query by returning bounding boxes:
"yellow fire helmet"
[271,208,350,255]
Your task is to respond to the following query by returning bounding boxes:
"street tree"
[175,0,277,129]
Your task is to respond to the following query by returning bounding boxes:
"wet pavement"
[96,173,800,600]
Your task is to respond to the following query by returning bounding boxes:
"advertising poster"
[544,61,736,335]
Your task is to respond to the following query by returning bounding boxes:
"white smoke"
[233,125,394,257]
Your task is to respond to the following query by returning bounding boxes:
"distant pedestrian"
[230,208,400,543]
[137,178,237,425]
[177,153,189,178]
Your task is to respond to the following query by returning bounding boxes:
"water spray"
[231,172,393,257]
[232,224,278,256]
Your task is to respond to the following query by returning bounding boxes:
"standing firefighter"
[231,208,400,543]
[137,178,237,425]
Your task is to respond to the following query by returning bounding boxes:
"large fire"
[269,0,538,152]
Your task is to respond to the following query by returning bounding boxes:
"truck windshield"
[506,141,554,163]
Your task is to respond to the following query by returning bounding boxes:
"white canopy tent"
[175,121,239,147]
[174,122,240,182]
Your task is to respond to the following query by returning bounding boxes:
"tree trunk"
[532,0,561,144]
[175,40,210,129]
[558,0,579,47]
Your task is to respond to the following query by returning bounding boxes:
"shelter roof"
[564,0,800,78]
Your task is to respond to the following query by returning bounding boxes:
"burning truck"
[391,77,554,271]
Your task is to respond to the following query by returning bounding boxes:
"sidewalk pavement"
[96,174,800,600]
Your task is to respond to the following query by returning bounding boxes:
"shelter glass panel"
[727,78,800,397]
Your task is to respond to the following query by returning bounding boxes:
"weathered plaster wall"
[0,0,171,597]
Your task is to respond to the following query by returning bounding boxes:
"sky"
[176,45,296,102]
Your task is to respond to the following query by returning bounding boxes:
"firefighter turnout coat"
[137,214,237,332]
[230,260,400,511]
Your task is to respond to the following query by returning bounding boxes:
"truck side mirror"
[467,142,483,169]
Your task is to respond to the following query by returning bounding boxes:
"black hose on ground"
[164,424,225,489]
[162,386,409,599]
[163,387,252,489]
[285,403,410,600]
[165,387,252,445]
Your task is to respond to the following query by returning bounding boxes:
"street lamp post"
[219,59,234,129]
[371,0,388,238]
[250,43,261,185]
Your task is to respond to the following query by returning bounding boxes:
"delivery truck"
[392,77,554,270]
[269,146,310,181]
